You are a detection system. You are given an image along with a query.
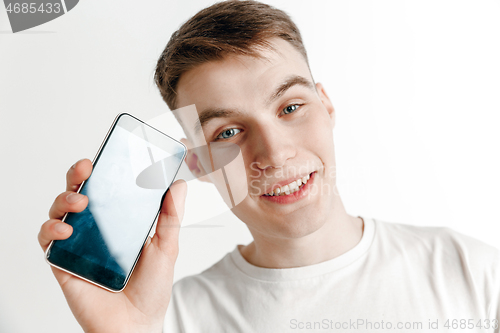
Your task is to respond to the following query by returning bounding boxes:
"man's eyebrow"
[267,75,316,105]
[193,75,315,135]
[194,108,244,135]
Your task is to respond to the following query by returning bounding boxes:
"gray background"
[1,0,499,332]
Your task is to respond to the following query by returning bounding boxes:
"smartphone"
[45,113,187,292]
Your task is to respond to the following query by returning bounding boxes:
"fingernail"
[66,193,84,203]
[72,158,86,169]
[55,223,70,233]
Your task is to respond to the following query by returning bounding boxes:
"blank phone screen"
[47,114,186,291]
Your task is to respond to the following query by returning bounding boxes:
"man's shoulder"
[378,218,498,248]
[376,219,500,315]
[376,218,500,272]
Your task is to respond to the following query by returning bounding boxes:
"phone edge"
[44,112,188,293]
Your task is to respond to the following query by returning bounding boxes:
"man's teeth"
[265,173,311,196]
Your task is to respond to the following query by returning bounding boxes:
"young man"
[39,1,500,332]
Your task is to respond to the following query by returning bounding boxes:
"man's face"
[176,38,338,240]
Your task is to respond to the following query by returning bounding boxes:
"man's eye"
[282,104,300,115]
[216,128,241,140]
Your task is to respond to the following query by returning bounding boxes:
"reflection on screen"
[51,115,185,282]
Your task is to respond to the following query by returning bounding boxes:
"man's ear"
[316,82,335,128]
[180,138,212,183]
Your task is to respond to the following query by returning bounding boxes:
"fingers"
[66,159,92,192]
[153,179,188,256]
[38,219,73,252]
[49,191,88,220]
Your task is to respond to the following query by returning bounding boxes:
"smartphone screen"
[46,113,187,292]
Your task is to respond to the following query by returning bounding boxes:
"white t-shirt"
[164,217,500,332]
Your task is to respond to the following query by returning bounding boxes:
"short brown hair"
[154,0,309,112]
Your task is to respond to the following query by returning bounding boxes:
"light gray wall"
[1,0,499,332]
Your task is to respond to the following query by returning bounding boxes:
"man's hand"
[38,158,187,333]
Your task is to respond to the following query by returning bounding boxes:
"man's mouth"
[262,172,315,197]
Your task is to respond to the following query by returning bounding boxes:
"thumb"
[153,179,188,256]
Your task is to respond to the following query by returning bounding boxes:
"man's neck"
[239,195,364,269]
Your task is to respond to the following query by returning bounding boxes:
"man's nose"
[251,121,297,170]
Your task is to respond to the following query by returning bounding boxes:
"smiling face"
[175,38,339,241]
